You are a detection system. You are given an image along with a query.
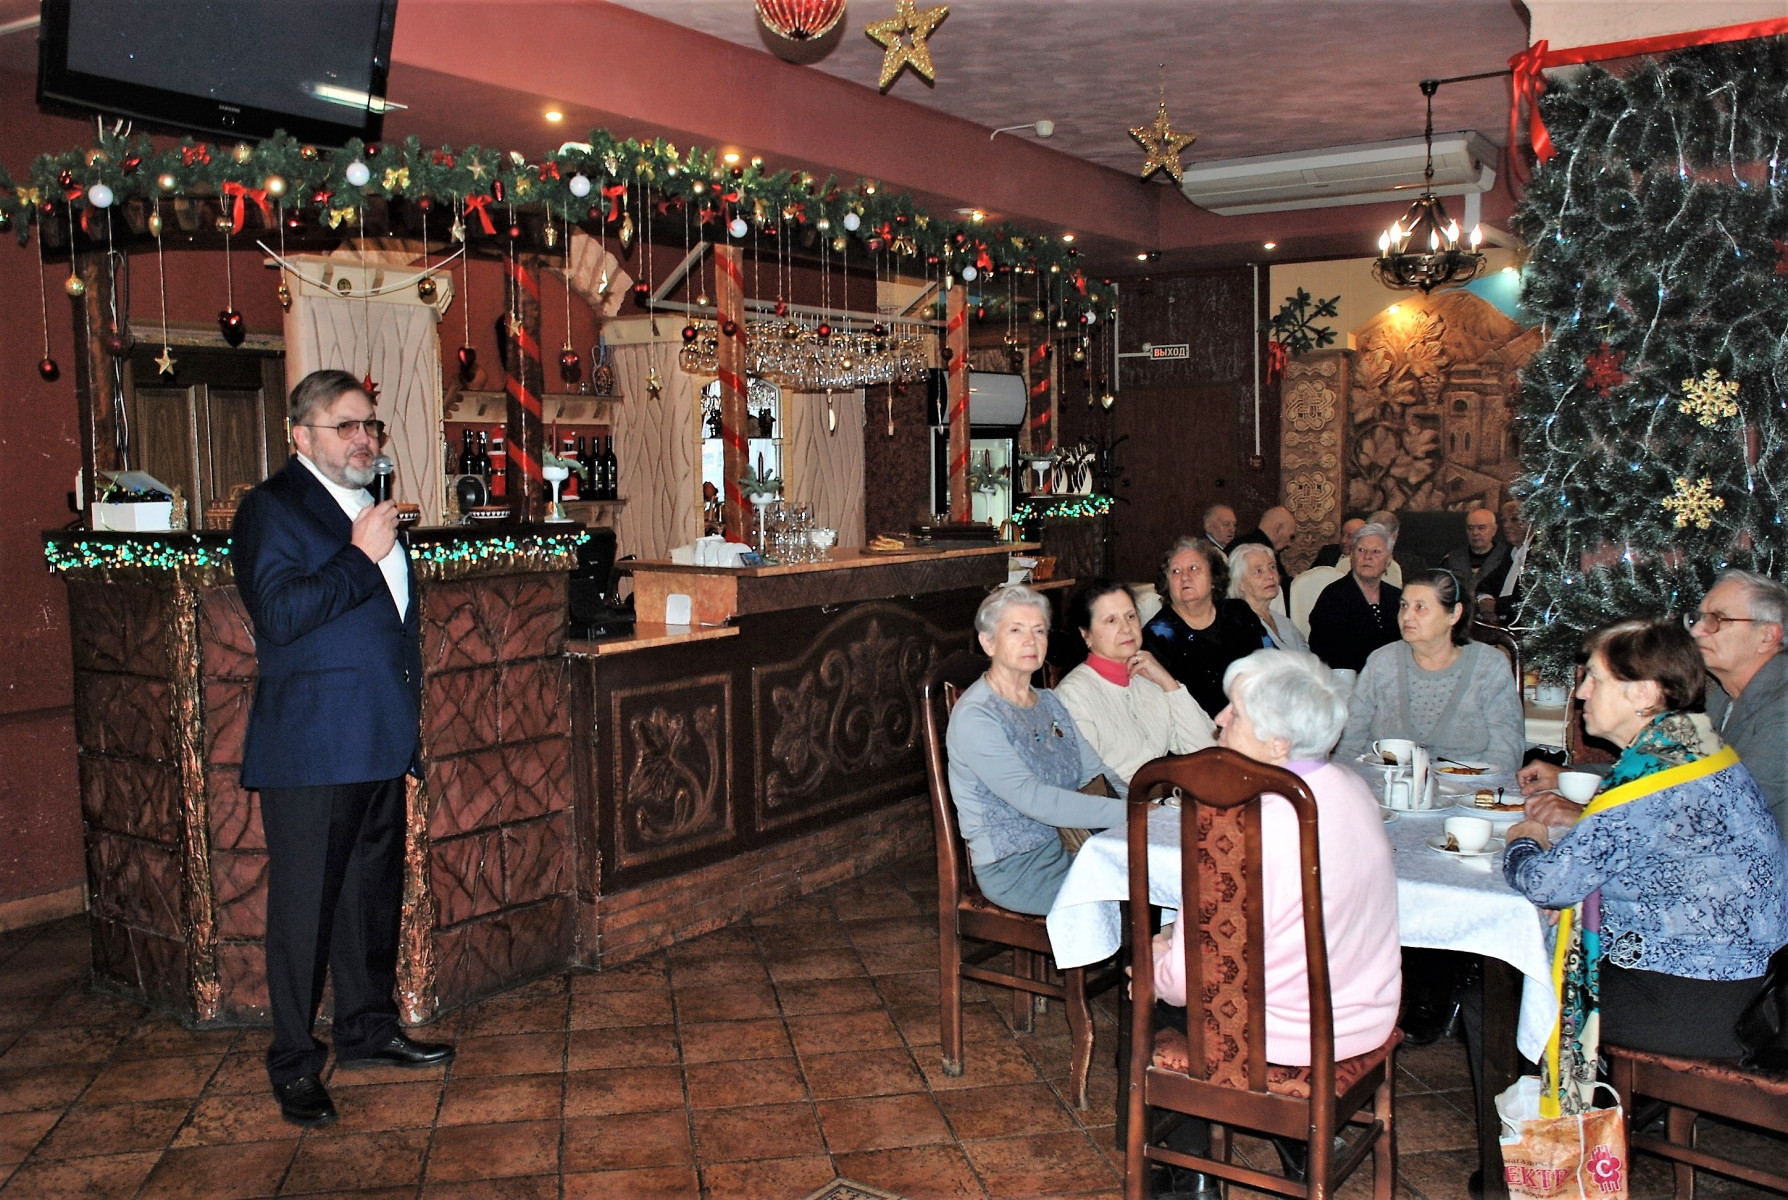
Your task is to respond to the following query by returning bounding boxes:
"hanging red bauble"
[872,322,886,337]
[682,323,698,343]
[941,346,955,363]
[816,322,832,340]
[559,345,582,383]
[365,144,381,157]
[121,156,141,176]
[774,300,789,316]
[218,309,246,346]
[101,329,133,357]
[457,345,478,385]
[58,169,74,189]
[507,223,523,240]
[721,319,739,338]
[755,0,847,41]
[492,179,506,203]
[416,196,433,212]
[37,356,59,382]
[632,283,652,306]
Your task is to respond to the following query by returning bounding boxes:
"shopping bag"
[1496,1076,1628,1200]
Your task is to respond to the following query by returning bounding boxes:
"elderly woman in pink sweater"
[1154,648,1402,1063]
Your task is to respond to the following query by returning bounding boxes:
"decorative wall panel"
[782,389,867,547]
[610,674,735,871]
[752,602,945,830]
[1278,351,1349,575]
[611,342,700,562]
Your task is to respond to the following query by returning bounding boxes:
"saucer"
[1426,834,1505,859]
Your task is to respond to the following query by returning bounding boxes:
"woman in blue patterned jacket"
[1505,618,1788,1070]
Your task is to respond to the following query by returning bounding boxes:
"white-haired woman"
[1307,523,1402,673]
[1227,541,1308,654]
[946,584,1130,914]
[1152,650,1402,1063]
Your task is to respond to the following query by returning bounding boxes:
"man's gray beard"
[339,460,376,488]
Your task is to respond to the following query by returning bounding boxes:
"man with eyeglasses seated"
[231,369,453,1130]
[1521,569,1788,840]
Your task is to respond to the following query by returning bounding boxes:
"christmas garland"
[0,127,1108,323]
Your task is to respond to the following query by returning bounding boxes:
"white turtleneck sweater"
[1054,661,1218,784]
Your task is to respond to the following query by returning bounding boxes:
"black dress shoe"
[273,1073,338,1127]
[335,1032,456,1070]
[1150,1166,1223,1197]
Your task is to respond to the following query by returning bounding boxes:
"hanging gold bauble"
[262,174,288,199]
[542,222,558,249]
[619,213,635,249]
[277,282,292,311]
[157,172,178,192]
[232,142,254,164]
[64,275,86,297]
[417,276,438,302]
[147,209,163,237]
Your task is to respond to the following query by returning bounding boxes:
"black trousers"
[259,778,406,1085]
[1600,964,1765,1059]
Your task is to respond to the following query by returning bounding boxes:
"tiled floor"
[2,856,1783,1199]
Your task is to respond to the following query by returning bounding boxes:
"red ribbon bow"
[600,184,626,222]
[1507,41,1556,173]
[181,144,212,167]
[1265,340,1290,386]
[221,181,273,235]
[537,161,560,181]
[975,249,993,272]
[432,149,455,167]
[463,193,497,235]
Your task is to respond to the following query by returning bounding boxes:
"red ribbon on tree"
[601,184,626,222]
[221,181,272,234]
[463,193,497,235]
[1507,17,1788,181]
[1264,340,1290,386]
[180,144,211,167]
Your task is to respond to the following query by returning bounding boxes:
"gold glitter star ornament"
[1130,96,1197,185]
[154,346,177,376]
[866,1,949,90]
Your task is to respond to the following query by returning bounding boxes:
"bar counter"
[47,528,1020,1027]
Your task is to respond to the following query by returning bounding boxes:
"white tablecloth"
[1045,787,1557,1062]
[1525,700,1568,749]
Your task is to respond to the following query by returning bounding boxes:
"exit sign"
[1148,344,1189,360]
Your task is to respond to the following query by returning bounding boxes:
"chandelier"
[755,0,848,41]
[678,314,934,392]
[1372,80,1485,293]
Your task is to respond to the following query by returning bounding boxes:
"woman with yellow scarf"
[1504,618,1787,1110]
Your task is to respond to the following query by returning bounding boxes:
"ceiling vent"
[1178,131,1497,216]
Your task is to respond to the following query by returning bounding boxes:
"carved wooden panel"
[1279,351,1349,575]
[422,573,568,673]
[611,674,735,871]
[67,580,170,676]
[752,602,949,831]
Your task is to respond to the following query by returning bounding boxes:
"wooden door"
[1109,383,1238,581]
[124,346,286,512]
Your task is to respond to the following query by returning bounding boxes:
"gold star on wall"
[154,346,177,376]
[1131,98,1197,185]
[866,1,949,90]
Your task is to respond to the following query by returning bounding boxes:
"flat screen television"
[38,0,399,146]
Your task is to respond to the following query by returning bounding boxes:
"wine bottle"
[602,434,619,501]
[576,434,589,496]
[458,429,474,476]
[488,430,506,499]
[561,435,579,499]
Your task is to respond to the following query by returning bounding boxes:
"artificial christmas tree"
[1512,37,1788,678]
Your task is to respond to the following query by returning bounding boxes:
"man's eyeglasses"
[299,418,387,441]
[1684,610,1757,633]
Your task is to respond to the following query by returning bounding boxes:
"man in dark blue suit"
[233,369,452,1127]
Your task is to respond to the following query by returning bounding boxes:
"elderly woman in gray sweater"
[946,584,1129,914]
[1335,569,1526,772]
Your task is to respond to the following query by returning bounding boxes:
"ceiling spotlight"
[723,152,741,165]
[1263,241,1277,250]
[1388,304,1402,314]
[1136,252,1149,261]
[1061,233,1075,243]
[544,110,564,123]
[863,182,877,194]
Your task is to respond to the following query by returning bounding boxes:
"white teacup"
[1556,771,1601,804]
[1383,767,1418,811]
[1371,738,1417,766]
[1443,816,1494,853]
[1535,684,1569,707]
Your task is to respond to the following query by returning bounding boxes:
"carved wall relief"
[1346,289,1539,515]
[754,603,956,829]
[1278,352,1349,575]
[612,674,734,870]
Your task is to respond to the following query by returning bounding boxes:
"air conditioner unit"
[1178,131,1498,216]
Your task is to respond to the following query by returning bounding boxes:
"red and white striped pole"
[715,244,751,544]
[945,285,970,521]
[503,257,546,523]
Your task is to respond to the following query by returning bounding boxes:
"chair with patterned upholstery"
[921,650,1117,1109]
[1471,620,1521,683]
[1604,1043,1788,1199]
[1122,747,1399,1200]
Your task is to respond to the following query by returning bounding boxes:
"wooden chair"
[1471,620,1521,683]
[1564,662,1619,765]
[1122,747,1399,1200]
[1604,1044,1788,1198]
[920,650,1118,1109]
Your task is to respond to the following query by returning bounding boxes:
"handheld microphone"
[371,456,395,503]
